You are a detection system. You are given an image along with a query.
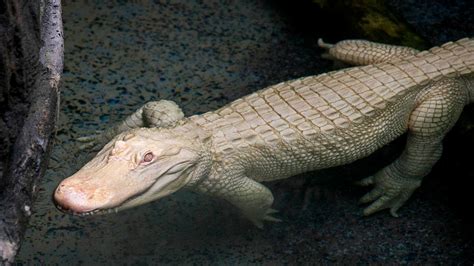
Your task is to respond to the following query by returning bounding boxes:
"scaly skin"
[55,38,474,228]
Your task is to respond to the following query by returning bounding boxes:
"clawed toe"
[78,140,101,151]
[267,208,279,214]
[356,176,374,186]
[358,171,421,217]
[317,38,334,49]
[248,208,281,229]
[263,214,281,223]
[78,142,96,151]
[77,134,97,142]
[76,130,106,151]
[359,186,383,204]
[362,194,393,216]
[362,192,410,217]
[318,38,338,60]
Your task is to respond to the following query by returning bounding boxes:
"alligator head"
[54,127,211,216]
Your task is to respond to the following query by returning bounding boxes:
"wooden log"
[0,0,63,263]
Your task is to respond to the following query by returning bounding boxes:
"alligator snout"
[54,179,100,215]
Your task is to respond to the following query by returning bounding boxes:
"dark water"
[16,0,473,264]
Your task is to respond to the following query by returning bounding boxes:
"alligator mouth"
[52,190,128,216]
[54,202,98,216]
[54,202,124,216]
[52,193,117,216]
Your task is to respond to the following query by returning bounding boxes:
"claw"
[363,195,392,216]
[263,215,281,223]
[76,130,106,151]
[359,186,382,204]
[77,136,95,142]
[78,142,96,151]
[390,208,400,218]
[267,208,279,214]
[317,38,334,49]
[356,176,374,186]
[77,130,103,142]
[358,169,421,217]
[247,208,281,228]
[389,190,414,217]
[317,38,339,61]
[78,140,104,151]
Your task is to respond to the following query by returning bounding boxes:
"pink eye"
[142,152,154,163]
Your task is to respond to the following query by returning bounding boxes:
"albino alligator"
[54,38,474,227]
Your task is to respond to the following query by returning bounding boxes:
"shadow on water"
[16,0,473,264]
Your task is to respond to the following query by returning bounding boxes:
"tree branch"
[0,0,63,263]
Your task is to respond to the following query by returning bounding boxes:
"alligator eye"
[142,152,154,163]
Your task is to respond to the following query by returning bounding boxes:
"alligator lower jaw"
[54,202,123,216]
[52,192,123,216]
[54,203,102,216]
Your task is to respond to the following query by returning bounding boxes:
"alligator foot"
[76,100,185,152]
[77,130,106,151]
[356,169,421,217]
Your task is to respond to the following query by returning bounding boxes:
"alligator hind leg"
[358,78,467,217]
[318,38,419,65]
[78,100,184,150]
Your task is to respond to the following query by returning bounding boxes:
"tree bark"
[0,0,63,263]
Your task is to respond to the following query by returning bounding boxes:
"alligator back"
[189,38,474,180]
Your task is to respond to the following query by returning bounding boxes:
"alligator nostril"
[55,183,66,193]
[53,183,97,214]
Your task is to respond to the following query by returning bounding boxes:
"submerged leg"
[78,100,184,150]
[318,38,419,65]
[192,172,280,228]
[358,78,467,216]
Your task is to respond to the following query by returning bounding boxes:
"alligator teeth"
[54,200,109,216]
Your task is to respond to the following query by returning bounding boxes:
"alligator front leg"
[193,173,280,228]
[358,78,466,217]
[318,38,419,65]
[78,100,184,150]
[221,176,280,228]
